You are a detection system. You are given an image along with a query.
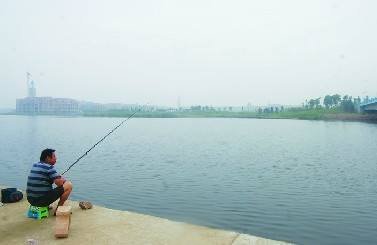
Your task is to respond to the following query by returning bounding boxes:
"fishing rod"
[61,109,141,175]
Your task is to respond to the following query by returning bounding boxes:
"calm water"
[1,115,376,244]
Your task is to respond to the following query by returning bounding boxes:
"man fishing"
[25,111,137,212]
[26,149,73,213]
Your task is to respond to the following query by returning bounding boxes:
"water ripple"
[1,116,377,245]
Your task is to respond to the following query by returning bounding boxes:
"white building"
[16,97,79,114]
[16,73,79,114]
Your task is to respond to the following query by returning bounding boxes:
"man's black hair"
[40,148,56,162]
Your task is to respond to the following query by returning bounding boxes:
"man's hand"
[54,176,66,187]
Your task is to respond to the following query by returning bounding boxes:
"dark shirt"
[26,162,60,198]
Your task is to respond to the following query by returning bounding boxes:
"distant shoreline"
[2,111,377,123]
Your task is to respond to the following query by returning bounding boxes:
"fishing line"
[61,109,141,175]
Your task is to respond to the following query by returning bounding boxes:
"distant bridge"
[360,98,377,112]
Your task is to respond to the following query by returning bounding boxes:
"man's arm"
[54,176,66,187]
[48,165,66,186]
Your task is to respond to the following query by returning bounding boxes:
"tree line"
[304,94,360,113]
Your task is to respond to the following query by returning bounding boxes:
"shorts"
[27,186,64,207]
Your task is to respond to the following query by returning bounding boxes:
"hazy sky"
[1,0,377,108]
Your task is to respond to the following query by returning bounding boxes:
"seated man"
[26,148,72,212]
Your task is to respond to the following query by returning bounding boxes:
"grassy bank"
[82,109,377,122]
[4,109,376,122]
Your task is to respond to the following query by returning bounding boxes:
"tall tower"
[27,72,36,97]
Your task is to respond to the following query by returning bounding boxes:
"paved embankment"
[0,187,293,245]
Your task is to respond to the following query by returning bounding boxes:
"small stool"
[27,205,49,219]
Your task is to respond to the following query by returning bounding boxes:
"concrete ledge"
[232,234,293,245]
[0,187,293,244]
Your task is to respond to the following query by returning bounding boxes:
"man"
[26,149,72,211]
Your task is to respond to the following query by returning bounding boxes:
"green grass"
[9,107,371,122]
[82,108,341,120]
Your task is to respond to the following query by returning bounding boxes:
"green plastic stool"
[27,205,49,219]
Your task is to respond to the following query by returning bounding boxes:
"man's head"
[40,148,57,165]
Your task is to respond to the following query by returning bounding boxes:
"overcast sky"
[1,0,377,108]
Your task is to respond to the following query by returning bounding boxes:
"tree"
[323,95,333,109]
[307,97,321,109]
[308,99,315,109]
[341,95,355,112]
[314,97,321,108]
[331,94,341,106]
[191,105,201,111]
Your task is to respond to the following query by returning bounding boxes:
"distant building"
[28,81,36,97]
[27,72,36,97]
[359,97,377,113]
[16,73,79,114]
[16,97,79,114]
[79,101,105,112]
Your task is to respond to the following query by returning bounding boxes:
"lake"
[1,115,376,244]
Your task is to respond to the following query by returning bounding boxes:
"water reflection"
[0,116,377,245]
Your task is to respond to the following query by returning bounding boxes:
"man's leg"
[57,181,73,207]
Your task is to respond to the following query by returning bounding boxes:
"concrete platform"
[0,187,293,245]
